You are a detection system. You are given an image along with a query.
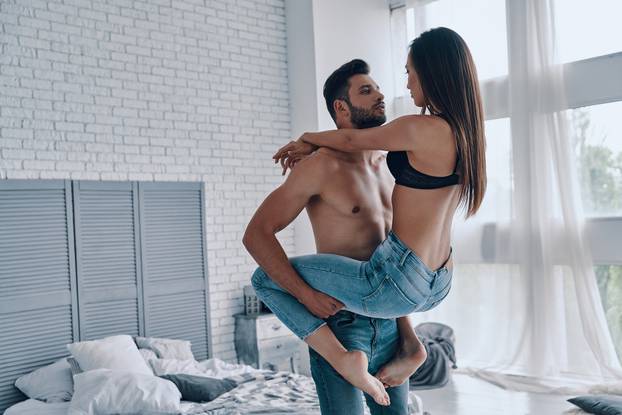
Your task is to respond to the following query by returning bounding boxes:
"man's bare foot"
[333,350,390,406]
[375,339,427,388]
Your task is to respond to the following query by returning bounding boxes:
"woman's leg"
[375,315,428,387]
[251,254,390,405]
[251,253,380,338]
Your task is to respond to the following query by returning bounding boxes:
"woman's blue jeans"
[251,231,453,339]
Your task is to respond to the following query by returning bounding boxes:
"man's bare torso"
[305,148,394,261]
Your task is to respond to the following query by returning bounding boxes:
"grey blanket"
[409,322,457,390]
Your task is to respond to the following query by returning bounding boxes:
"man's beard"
[348,103,386,129]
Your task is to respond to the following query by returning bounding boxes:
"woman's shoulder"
[395,114,453,147]
[396,113,451,130]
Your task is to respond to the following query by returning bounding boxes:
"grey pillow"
[159,374,236,403]
[568,395,622,415]
[66,357,83,375]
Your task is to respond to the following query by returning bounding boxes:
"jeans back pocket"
[361,275,418,318]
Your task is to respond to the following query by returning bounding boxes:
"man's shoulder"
[291,148,342,173]
[314,147,348,159]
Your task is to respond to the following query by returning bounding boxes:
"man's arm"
[242,155,344,319]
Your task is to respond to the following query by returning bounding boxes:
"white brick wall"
[0,0,292,361]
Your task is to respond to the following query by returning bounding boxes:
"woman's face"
[406,56,424,108]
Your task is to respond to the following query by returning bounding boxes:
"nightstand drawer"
[235,312,302,373]
[260,353,301,373]
[256,315,294,340]
[258,336,300,357]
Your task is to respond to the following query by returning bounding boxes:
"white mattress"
[3,399,70,415]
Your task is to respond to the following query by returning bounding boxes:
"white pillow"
[69,369,181,415]
[139,348,158,363]
[14,358,73,402]
[67,335,152,375]
[134,336,195,360]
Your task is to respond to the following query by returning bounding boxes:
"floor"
[413,374,580,415]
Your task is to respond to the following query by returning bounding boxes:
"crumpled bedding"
[410,322,457,390]
[5,358,424,415]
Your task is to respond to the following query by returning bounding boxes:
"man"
[243,59,426,414]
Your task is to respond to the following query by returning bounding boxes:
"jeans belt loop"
[399,249,411,266]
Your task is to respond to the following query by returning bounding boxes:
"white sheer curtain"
[398,0,622,393]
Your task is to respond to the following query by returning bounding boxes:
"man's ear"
[333,99,350,119]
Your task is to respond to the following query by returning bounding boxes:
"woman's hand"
[273,135,318,175]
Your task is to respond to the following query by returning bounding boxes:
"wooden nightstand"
[234,312,303,373]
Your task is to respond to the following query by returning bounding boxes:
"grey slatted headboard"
[0,180,77,410]
[0,180,212,413]
[74,181,143,341]
[140,182,211,360]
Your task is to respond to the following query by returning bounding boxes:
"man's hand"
[299,289,345,319]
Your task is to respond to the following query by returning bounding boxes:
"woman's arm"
[273,115,442,171]
[302,115,419,152]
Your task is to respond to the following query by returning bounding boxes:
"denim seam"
[295,263,367,280]
[435,278,452,297]
[311,355,334,415]
[401,260,434,283]
[363,276,418,309]
[431,284,452,307]
[255,289,309,338]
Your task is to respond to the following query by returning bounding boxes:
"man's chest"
[316,168,393,218]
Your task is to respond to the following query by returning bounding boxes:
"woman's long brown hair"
[409,27,486,217]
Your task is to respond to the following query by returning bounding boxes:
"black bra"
[386,150,460,189]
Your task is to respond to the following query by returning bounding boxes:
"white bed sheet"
[3,399,70,415]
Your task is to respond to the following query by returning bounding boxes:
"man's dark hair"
[323,59,370,123]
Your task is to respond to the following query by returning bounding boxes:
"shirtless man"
[243,60,426,414]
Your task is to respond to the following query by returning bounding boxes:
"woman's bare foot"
[375,339,428,387]
[333,350,390,406]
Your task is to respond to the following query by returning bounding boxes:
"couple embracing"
[244,27,486,414]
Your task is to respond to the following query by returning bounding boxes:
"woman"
[252,27,486,406]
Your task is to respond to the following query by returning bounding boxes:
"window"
[568,102,622,217]
[596,265,622,360]
[407,0,508,81]
[477,118,512,223]
[554,0,622,64]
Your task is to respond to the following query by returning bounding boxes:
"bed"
[4,364,325,415]
[4,363,424,415]
[3,338,423,415]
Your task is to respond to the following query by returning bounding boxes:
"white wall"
[312,0,395,130]
[0,0,293,361]
[286,0,394,255]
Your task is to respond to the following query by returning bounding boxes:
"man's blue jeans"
[309,310,408,415]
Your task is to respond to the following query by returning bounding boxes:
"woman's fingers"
[273,140,313,174]
[273,141,296,160]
